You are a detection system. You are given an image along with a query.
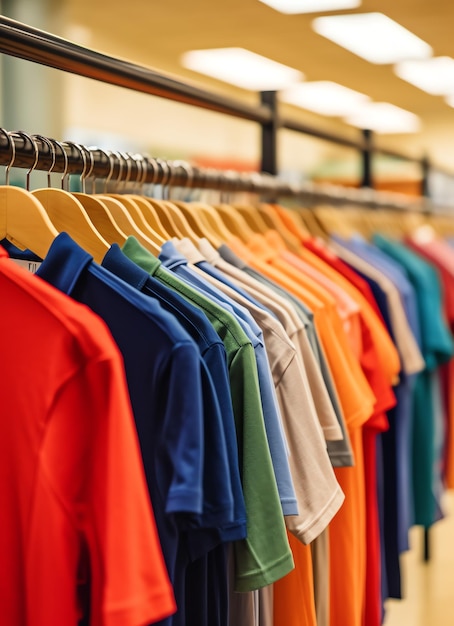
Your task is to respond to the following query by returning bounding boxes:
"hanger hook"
[155,158,171,199]
[80,145,96,194]
[126,152,143,192]
[111,151,124,190]
[138,154,149,190]
[172,160,194,200]
[32,134,57,187]
[48,138,69,190]
[145,155,159,196]
[118,151,132,190]
[62,141,87,193]
[166,160,177,200]
[14,131,39,191]
[97,148,115,193]
[0,128,15,185]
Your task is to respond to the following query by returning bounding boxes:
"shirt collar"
[121,236,162,276]
[198,238,221,265]
[102,244,149,290]
[159,240,188,270]
[173,237,206,265]
[218,244,247,269]
[36,232,92,294]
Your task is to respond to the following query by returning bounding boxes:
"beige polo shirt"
[175,237,345,545]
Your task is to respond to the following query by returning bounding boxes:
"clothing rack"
[0,17,451,565]
[0,130,433,215]
[0,15,451,193]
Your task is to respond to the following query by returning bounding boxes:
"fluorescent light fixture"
[312,12,432,64]
[181,48,303,91]
[258,0,360,14]
[281,80,370,116]
[395,57,454,95]
[344,102,421,133]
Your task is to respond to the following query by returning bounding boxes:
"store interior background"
[2,0,454,203]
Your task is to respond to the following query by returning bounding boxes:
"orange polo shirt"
[234,234,376,427]
[274,533,317,626]
[234,224,399,626]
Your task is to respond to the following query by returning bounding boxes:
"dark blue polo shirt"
[102,243,246,545]
[35,233,224,626]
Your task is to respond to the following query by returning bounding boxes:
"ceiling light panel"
[181,48,303,91]
[344,102,421,133]
[281,81,370,116]
[312,12,432,64]
[395,57,454,95]
[258,0,360,14]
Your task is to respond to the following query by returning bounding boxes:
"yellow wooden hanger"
[172,200,222,247]
[193,201,236,245]
[88,150,160,254]
[30,139,109,263]
[99,152,166,248]
[97,195,162,255]
[141,159,200,242]
[0,130,59,259]
[254,203,303,253]
[233,202,269,234]
[214,202,257,243]
[67,145,127,246]
[271,204,311,242]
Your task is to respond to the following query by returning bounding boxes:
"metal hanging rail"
[0,129,430,213]
[0,16,272,125]
[0,14,446,183]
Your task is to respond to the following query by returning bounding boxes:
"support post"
[421,155,430,198]
[361,128,373,188]
[260,91,279,175]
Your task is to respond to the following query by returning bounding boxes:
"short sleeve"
[39,351,176,626]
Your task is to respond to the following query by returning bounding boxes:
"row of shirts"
[1,201,454,626]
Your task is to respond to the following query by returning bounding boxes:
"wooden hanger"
[144,197,187,239]
[254,203,303,253]
[108,194,166,246]
[0,186,58,259]
[73,193,127,246]
[234,203,269,234]
[0,131,58,259]
[30,140,109,263]
[214,203,257,243]
[32,187,109,263]
[96,195,162,255]
[193,201,235,244]
[171,200,212,239]
[161,200,200,243]
[127,195,170,239]
[271,204,311,242]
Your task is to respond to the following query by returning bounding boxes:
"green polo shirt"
[122,236,293,591]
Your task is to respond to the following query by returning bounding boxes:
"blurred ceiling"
[59,0,454,168]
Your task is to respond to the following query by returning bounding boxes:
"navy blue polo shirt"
[102,243,246,545]
[35,233,223,626]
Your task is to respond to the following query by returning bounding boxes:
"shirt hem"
[233,552,294,592]
[286,485,345,545]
